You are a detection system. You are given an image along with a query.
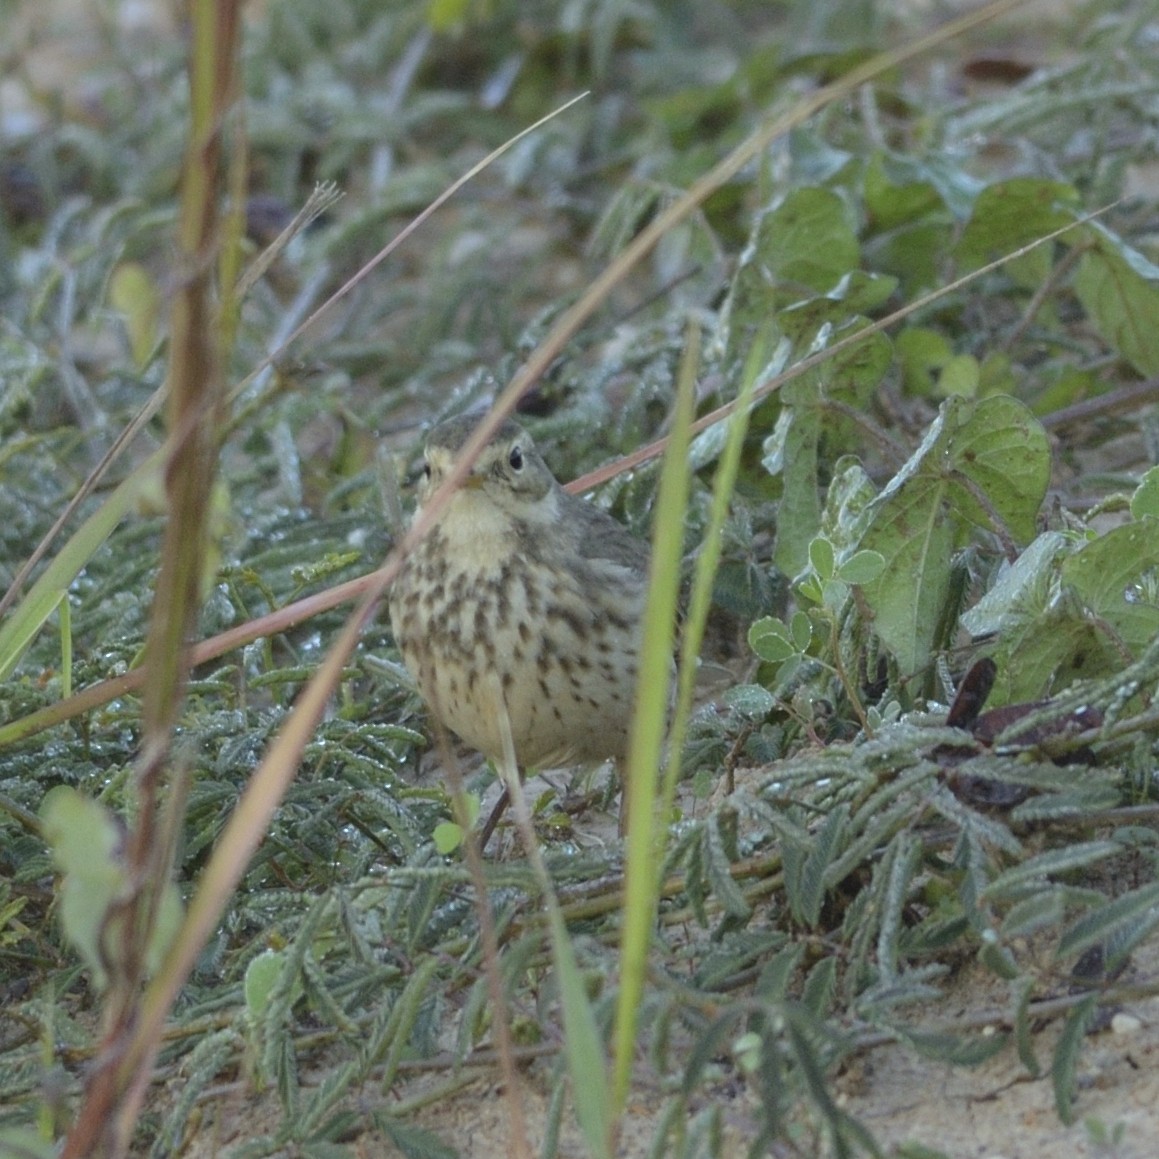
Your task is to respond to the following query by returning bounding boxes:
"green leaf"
[1074,222,1159,376]
[956,179,1079,274]
[937,353,979,398]
[1052,994,1098,1124]
[864,151,945,231]
[904,1027,1009,1066]
[1056,880,1159,962]
[978,933,1019,981]
[244,949,289,1021]
[860,395,1049,673]
[1060,518,1159,652]
[801,955,837,1017]
[109,261,161,369]
[767,403,823,578]
[0,460,153,682]
[808,536,835,581]
[1131,466,1159,520]
[982,841,1122,901]
[432,821,464,854]
[1013,975,1040,1077]
[859,465,954,676]
[793,805,847,927]
[754,187,861,297]
[39,786,182,989]
[963,517,1159,704]
[705,821,752,920]
[723,683,776,719]
[40,787,127,989]
[756,944,806,1000]
[960,531,1075,638]
[821,458,878,549]
[938,395,1051,542]
[1000,890,1067,940]
[0,1129,57,1159]
[896,327,970,399]
[836,549,885,586]
[425,0,473,33]
[789,610,813,650]
[379,1118,459,1159]
[748,617,798,664]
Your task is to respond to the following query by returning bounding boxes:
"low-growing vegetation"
[3,1,1159,1155]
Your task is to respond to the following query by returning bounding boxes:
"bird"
[388,414,654,842]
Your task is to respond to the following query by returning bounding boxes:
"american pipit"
[388,415,653,834]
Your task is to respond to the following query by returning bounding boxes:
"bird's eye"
[508,445,524,471]
[422,461,431,480]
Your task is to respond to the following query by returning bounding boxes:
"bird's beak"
[460,473,485,490]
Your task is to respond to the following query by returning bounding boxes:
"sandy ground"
[170,926,1159,1158]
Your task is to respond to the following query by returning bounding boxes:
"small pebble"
[1110,1012,1142,1035]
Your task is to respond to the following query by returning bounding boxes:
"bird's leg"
[477,785,512,851]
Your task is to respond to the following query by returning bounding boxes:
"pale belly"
[390,536,644,770]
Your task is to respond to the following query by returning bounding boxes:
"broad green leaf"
[754,186,860,298]
[861,395,1049,674]
[40,786,182,989]
[986,598,1109,708]
[960,531,1074,637]
[859,468,954,676]
[767,402,822,579]
[1074,222,1159,376]
[896,327,954,398]
[864,151,945,231]
[938,354,979,398]
[938,395,1050,542]
[778,295,894,355]
[964,519,1159,704]
[956,179,1079,275]
[1131,466,1159,521]
[426,0,473,32]
[1060,518,1159,651]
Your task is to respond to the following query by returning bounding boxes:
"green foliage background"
[3,0,1159,1155]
